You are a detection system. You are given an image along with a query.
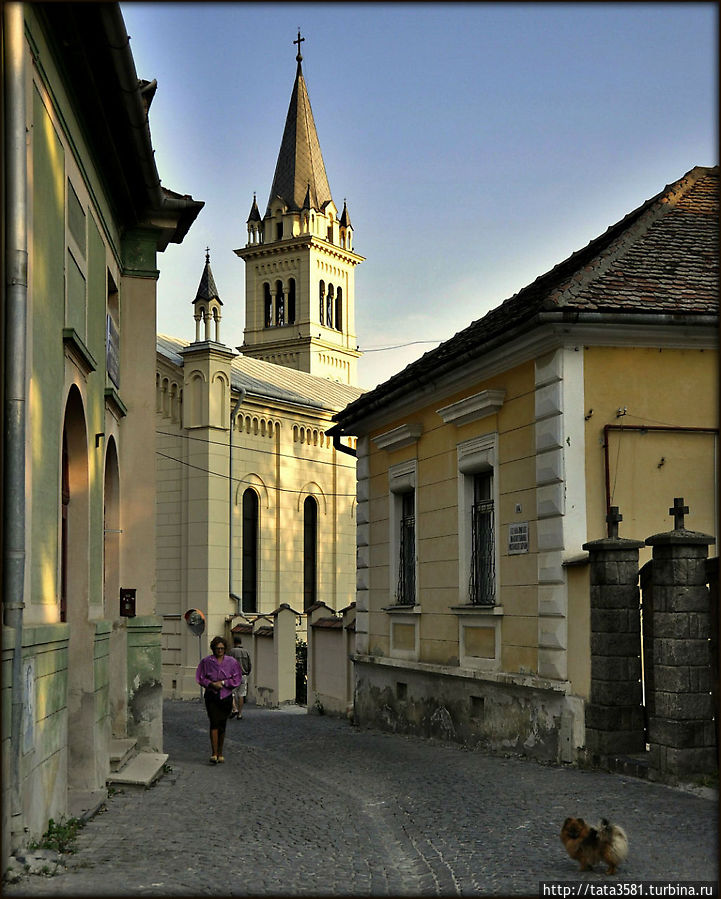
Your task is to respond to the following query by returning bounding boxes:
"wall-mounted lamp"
[95,433,105,447]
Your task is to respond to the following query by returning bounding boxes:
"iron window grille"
[469,474,495,606]
[396,492,415,605]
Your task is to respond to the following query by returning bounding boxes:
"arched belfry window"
[303,495,318,610]
[242,488,259,613]
[263,283,272,327]
[326,285,334,329]
[319,281,325,326]
[335,287,343,332]
[275,280,284,326]
[288,278,296,324]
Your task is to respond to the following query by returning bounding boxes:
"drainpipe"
[330,431,357,458]
[229,389,246,615]
[3,1,28,821]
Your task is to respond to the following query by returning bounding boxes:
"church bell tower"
[234,32,363,385]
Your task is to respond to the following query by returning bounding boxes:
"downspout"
[331,431,357,458]
[229,389,245,615]
[3,1,28,821]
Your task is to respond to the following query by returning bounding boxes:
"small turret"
[192,249,224,343]
[246,193,262,246]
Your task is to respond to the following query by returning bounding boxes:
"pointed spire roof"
[193,249,222,305]
[266,32,332,214]
[247,193,262,223]
[339,199,352,229]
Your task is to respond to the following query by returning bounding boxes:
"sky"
[120,2,718,389]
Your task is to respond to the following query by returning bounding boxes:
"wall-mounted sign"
[508,522,529,555]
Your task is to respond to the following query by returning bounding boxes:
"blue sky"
[120,2,718,388]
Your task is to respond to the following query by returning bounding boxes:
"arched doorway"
[103,437,125,735]
[61,386,98,791]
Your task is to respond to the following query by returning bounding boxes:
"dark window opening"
[397,490,415,605]
[242,489,259,613]
[288,279,296,324]
[303,495,318,610]
[319,281,325,326]
[264,283,273,327]
[335,287,343,331]
[275,280,284,326]
[470,472,494,605]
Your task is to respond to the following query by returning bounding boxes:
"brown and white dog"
[561,817,629,875]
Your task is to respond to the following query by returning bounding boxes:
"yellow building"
[330,166,718,762]
[155,41,364,698]
[1,2,201,865]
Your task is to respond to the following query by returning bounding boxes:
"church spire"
[266,32,332,214]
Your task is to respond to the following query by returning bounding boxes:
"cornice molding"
[437,388,506,426]
[63,328,97,377]
[373,423,423,452]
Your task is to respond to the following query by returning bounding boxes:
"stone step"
[110,737,137,772]
[607,752,650,779]
[107,752,169,788]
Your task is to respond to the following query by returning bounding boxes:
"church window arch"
[263,282,272,327]
[303,495,318,611]
[319,280,325,325]
[275,280,284,326]
[241,488,259,614]
[327,284,334,329]
[288,278,296,324]
[335,287,343,331]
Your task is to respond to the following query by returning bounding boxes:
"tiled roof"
[157,335,365,414]
[334,165,718,428]
[266,60,332,214]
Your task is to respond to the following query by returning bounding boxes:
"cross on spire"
[606,506,623,539]
[294,29,304,62]
[669,497,689,530]
[205,247,210,264]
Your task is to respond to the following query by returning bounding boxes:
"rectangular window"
[470,472,494,605]
[397,490,416,605]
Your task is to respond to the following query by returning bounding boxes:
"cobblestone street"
[5,700,718,896]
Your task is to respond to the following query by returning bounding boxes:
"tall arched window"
[326,285,334,329]
[288,278,296,324]
[275,279,284,326]
[319,281,325,326]
[335,287,343,331]
[303,496,318,610]
[242,489,259,613]
[263,283,272,327]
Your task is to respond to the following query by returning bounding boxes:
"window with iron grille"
[397,490,415,605]
[469,472,494,605]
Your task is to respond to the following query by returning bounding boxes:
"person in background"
[195,636,241,764]
[229,633,252,720]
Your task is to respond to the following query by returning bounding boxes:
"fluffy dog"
[560,817,629,875]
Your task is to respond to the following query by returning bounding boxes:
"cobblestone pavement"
[5,700,718,896]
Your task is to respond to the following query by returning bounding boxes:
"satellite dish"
[184,608,206,636]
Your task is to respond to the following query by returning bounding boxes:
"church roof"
[266,52,332,214]
[157,335,364,414]
[333,165,719,429]
[193,251,222,305]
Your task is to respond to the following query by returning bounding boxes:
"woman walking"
[195,636,242,764]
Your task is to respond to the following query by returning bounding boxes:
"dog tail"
[600,819,629,864]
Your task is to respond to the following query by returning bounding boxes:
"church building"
[155,36,364,698]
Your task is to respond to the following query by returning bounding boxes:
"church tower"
[234,32,363,385]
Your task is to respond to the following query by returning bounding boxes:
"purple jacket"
[195,654,242,700]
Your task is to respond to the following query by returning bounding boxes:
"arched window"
[335,287,343,331]
[242,489,259,613]
[263,283,272,327]
[303,495,318,610]
[275,280,284,326]
[288,278,296,324]
[319,280,325,326]
[327,284,334,329]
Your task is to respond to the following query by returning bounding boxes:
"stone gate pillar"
[583,507,646,760]
[645,498,716,777]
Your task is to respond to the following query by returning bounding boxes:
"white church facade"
[155,38,364,698]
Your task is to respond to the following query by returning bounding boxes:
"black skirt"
[204,690,233,731]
